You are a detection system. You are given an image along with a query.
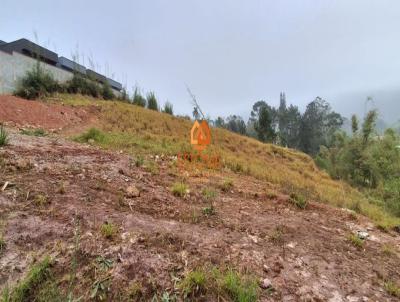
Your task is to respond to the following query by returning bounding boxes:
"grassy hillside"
[55,94,399,228]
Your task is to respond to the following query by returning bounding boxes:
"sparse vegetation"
[144,160,159,175]
[100,222,117,239]
[289,193,307,209]
[172,182,188,197]
[0,125,9,146]
[347,234,364,248]
[220,179,233,192]
[269,226,284,245]
[179,269,207,298]
[34,193,49,207]
[3,256,52,302]
[20,128,46,137]
[221,269,258,302]
[133,155,144,167]
[179,267,258,301]
[202,187,217,200]
[0,235,5,253]
[74,127,105,144]
[128,281,143,300]
[382,244,396,257]
[202,205,216,216]
[384,280,400,298]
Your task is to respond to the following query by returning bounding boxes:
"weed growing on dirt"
[67,218,81,301]
[20,128,46,137]
[172,182,188,197]
[384,280,400,298]
[96,257,113,271]
[75,128,106,144]
[269,226,284,245]
[128,281,143,300]
[100,222,117,239]
[0,125,9,146]
[382,244,396,257]
[202,205,216,216]
[202,188,217,200]
[179,269,207,298]
[178,267,258,301]
[289,193,308,209]
[34,193,49,207]
[90,276,111,300]
[347,234,364,248]
[5,256,52,302]
[134,155,144,167]
[0,236,5,253]
[221,269,258,302]
[145,160,159,175]
[220,179,233,192]
[57,182,66,194]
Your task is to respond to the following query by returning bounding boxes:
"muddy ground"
[0,96,400,301]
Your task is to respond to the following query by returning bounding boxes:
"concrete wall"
[0,50,121,97]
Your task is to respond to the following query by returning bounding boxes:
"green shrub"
[132,86,146,107]
[75,128,105,143]
[66,73,101,98]
[163,102,174,115]
[15,62,60,99]
[101,81,114,100]
[0,125,9,146]
[146,91,159,111]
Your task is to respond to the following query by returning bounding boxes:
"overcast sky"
[1,1,400,122]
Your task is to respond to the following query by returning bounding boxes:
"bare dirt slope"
[0,95,97,131]
[1,130,400,301]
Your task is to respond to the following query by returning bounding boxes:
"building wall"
[0,50,121,97]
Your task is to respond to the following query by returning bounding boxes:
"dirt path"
[0,130,400,301]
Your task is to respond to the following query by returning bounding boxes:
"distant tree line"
[212,92,344,156]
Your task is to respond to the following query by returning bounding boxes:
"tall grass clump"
[146,91,159,111]
[132,86,146,107]
[0,125,9,146]
[163,102,174,115]
[15,62,60,99]
[4,256,52,302]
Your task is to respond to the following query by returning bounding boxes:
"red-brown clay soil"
[0,95,96,131]
[1,130,400,301]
